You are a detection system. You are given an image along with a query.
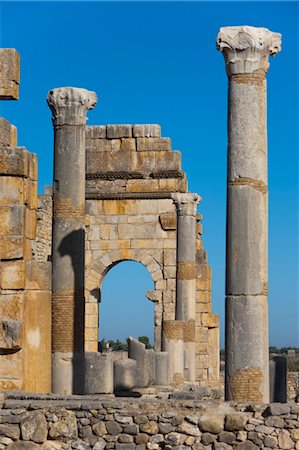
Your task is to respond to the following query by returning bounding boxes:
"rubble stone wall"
[0,395,298,449]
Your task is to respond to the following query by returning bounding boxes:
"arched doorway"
[99,260,154,351]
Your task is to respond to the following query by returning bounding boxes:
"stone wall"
[32,188,53,263]
[0,394,299,449]
[84,125,219,387]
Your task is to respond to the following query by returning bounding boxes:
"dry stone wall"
[0,394,299,449]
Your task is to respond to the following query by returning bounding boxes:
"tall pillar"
[216,26,281,402]
[172,193,199,382]
[47,87,97,394]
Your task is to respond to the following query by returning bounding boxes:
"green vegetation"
[98,336,153,352]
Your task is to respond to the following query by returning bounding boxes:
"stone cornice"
[47,87,97,126]
[216,26,281,77]
[172,193,200,216]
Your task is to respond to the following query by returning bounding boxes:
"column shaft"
[172,193,199,382]
[47,87,97,394]
[217,25,281,402]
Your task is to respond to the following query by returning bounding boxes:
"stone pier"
[172,193,199,382]
[47,87,97,394]
[216,26,281,402]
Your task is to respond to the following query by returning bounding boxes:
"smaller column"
[172,193,200,382]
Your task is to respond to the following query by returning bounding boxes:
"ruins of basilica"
[0,26,282,403]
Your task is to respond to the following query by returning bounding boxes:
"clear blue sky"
[0,1,298,347]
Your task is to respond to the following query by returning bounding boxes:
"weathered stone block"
[0,236,23,259]
[0,319,22,349]
[49,411,78,440]
[114,359,137,392]
[133,124,161,138]
[118,224,155,239]
[25,208,36,239]
[28,153,37,181]
[126,179,159,192]
[25,261,51,290]
[24,180,37,210]
[136,138,171,151]
[0,205,25,235]
[85,352,114,394]
[155,151,181,171]
[0,177,23,205]
[1,260,25,289]
[132,151,156,173]
[20,411,48,443]
[0,119,17,146]
[159,213,177,230]
[121,138,136,152]
[93,139,121,152]
[0,49,20,99]
[0,292,22,320]
[107,124,132,138]
[86,125,107,139]
[201,313,219,328]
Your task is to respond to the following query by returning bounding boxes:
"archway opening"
[99,260,155,351]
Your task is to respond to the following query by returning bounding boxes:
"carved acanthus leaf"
[172,192,200,216]
[216,26,282,76]
[47,87,98,126]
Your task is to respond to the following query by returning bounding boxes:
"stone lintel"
[0,49,20,100]
[172,192,200,216]
[47,87,97,127]
[216,25,282,77]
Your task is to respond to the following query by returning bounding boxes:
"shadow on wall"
[58,228,85,394]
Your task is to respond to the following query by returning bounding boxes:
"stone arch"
[85,249,164,352]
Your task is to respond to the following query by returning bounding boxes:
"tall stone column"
[172,192,199,382]
[47,87,97,394]
[216,26,281,402]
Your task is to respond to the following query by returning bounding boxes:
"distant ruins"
[0,26,281,403]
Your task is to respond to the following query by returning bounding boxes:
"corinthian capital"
[216,26,282,77]
[47,87,98,126]
[172,193,200,217]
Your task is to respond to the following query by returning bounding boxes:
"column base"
[52,352,85,395]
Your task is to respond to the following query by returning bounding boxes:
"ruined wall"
[0,393,299,449]
[84,124,219,387]
[0,49,51,393]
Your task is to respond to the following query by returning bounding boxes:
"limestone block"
[133,124,161,138]
[91,239,130,250]
[24,179,38,209]
[0,146,29,177]
[85,352,114,394]
[196,342,209,354]
[146,290,162,302]
[159,213,177,230]
[163,239,176,249]
[0,49,20,99]
[110,150,132,172]
[0,319,22,349]
[132,151,156,174]
[163,290,175,304]
[201,313,219,328]
[118,223,155,240]
[0,118,17,146]
[195,327,208,343]
[25,261,51,290]
[85,327,98,341]
[159,178,186,192]
[25,207,36,239]
[0,176,23,205]
[85,303,98,315]
[107,124,133,138]
[85,314,98,328]
[136,137,171,151]
[23,290,51,393]
[86,125,107,139]
[131,239,163,249]
[121,138,136,152]
[0,378,22,390]
[164,249,176,266]
[48,411,78,440]
[93,139,121,152]
[1,260,25,289]
[196,302,212,313]
[0,292,22,320]
[86,150,110,173]
[114,359,137,391]
[196,290,211,303]
[0,236,23,259]
[28,153,38,181]
[0,206,25,236]
[155,151,181,171]
[126,179,159,192]
[164,266,176,279]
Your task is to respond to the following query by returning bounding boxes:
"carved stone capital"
[172,192,200,216]
[47,87,98,126]
[216,26,281,77]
